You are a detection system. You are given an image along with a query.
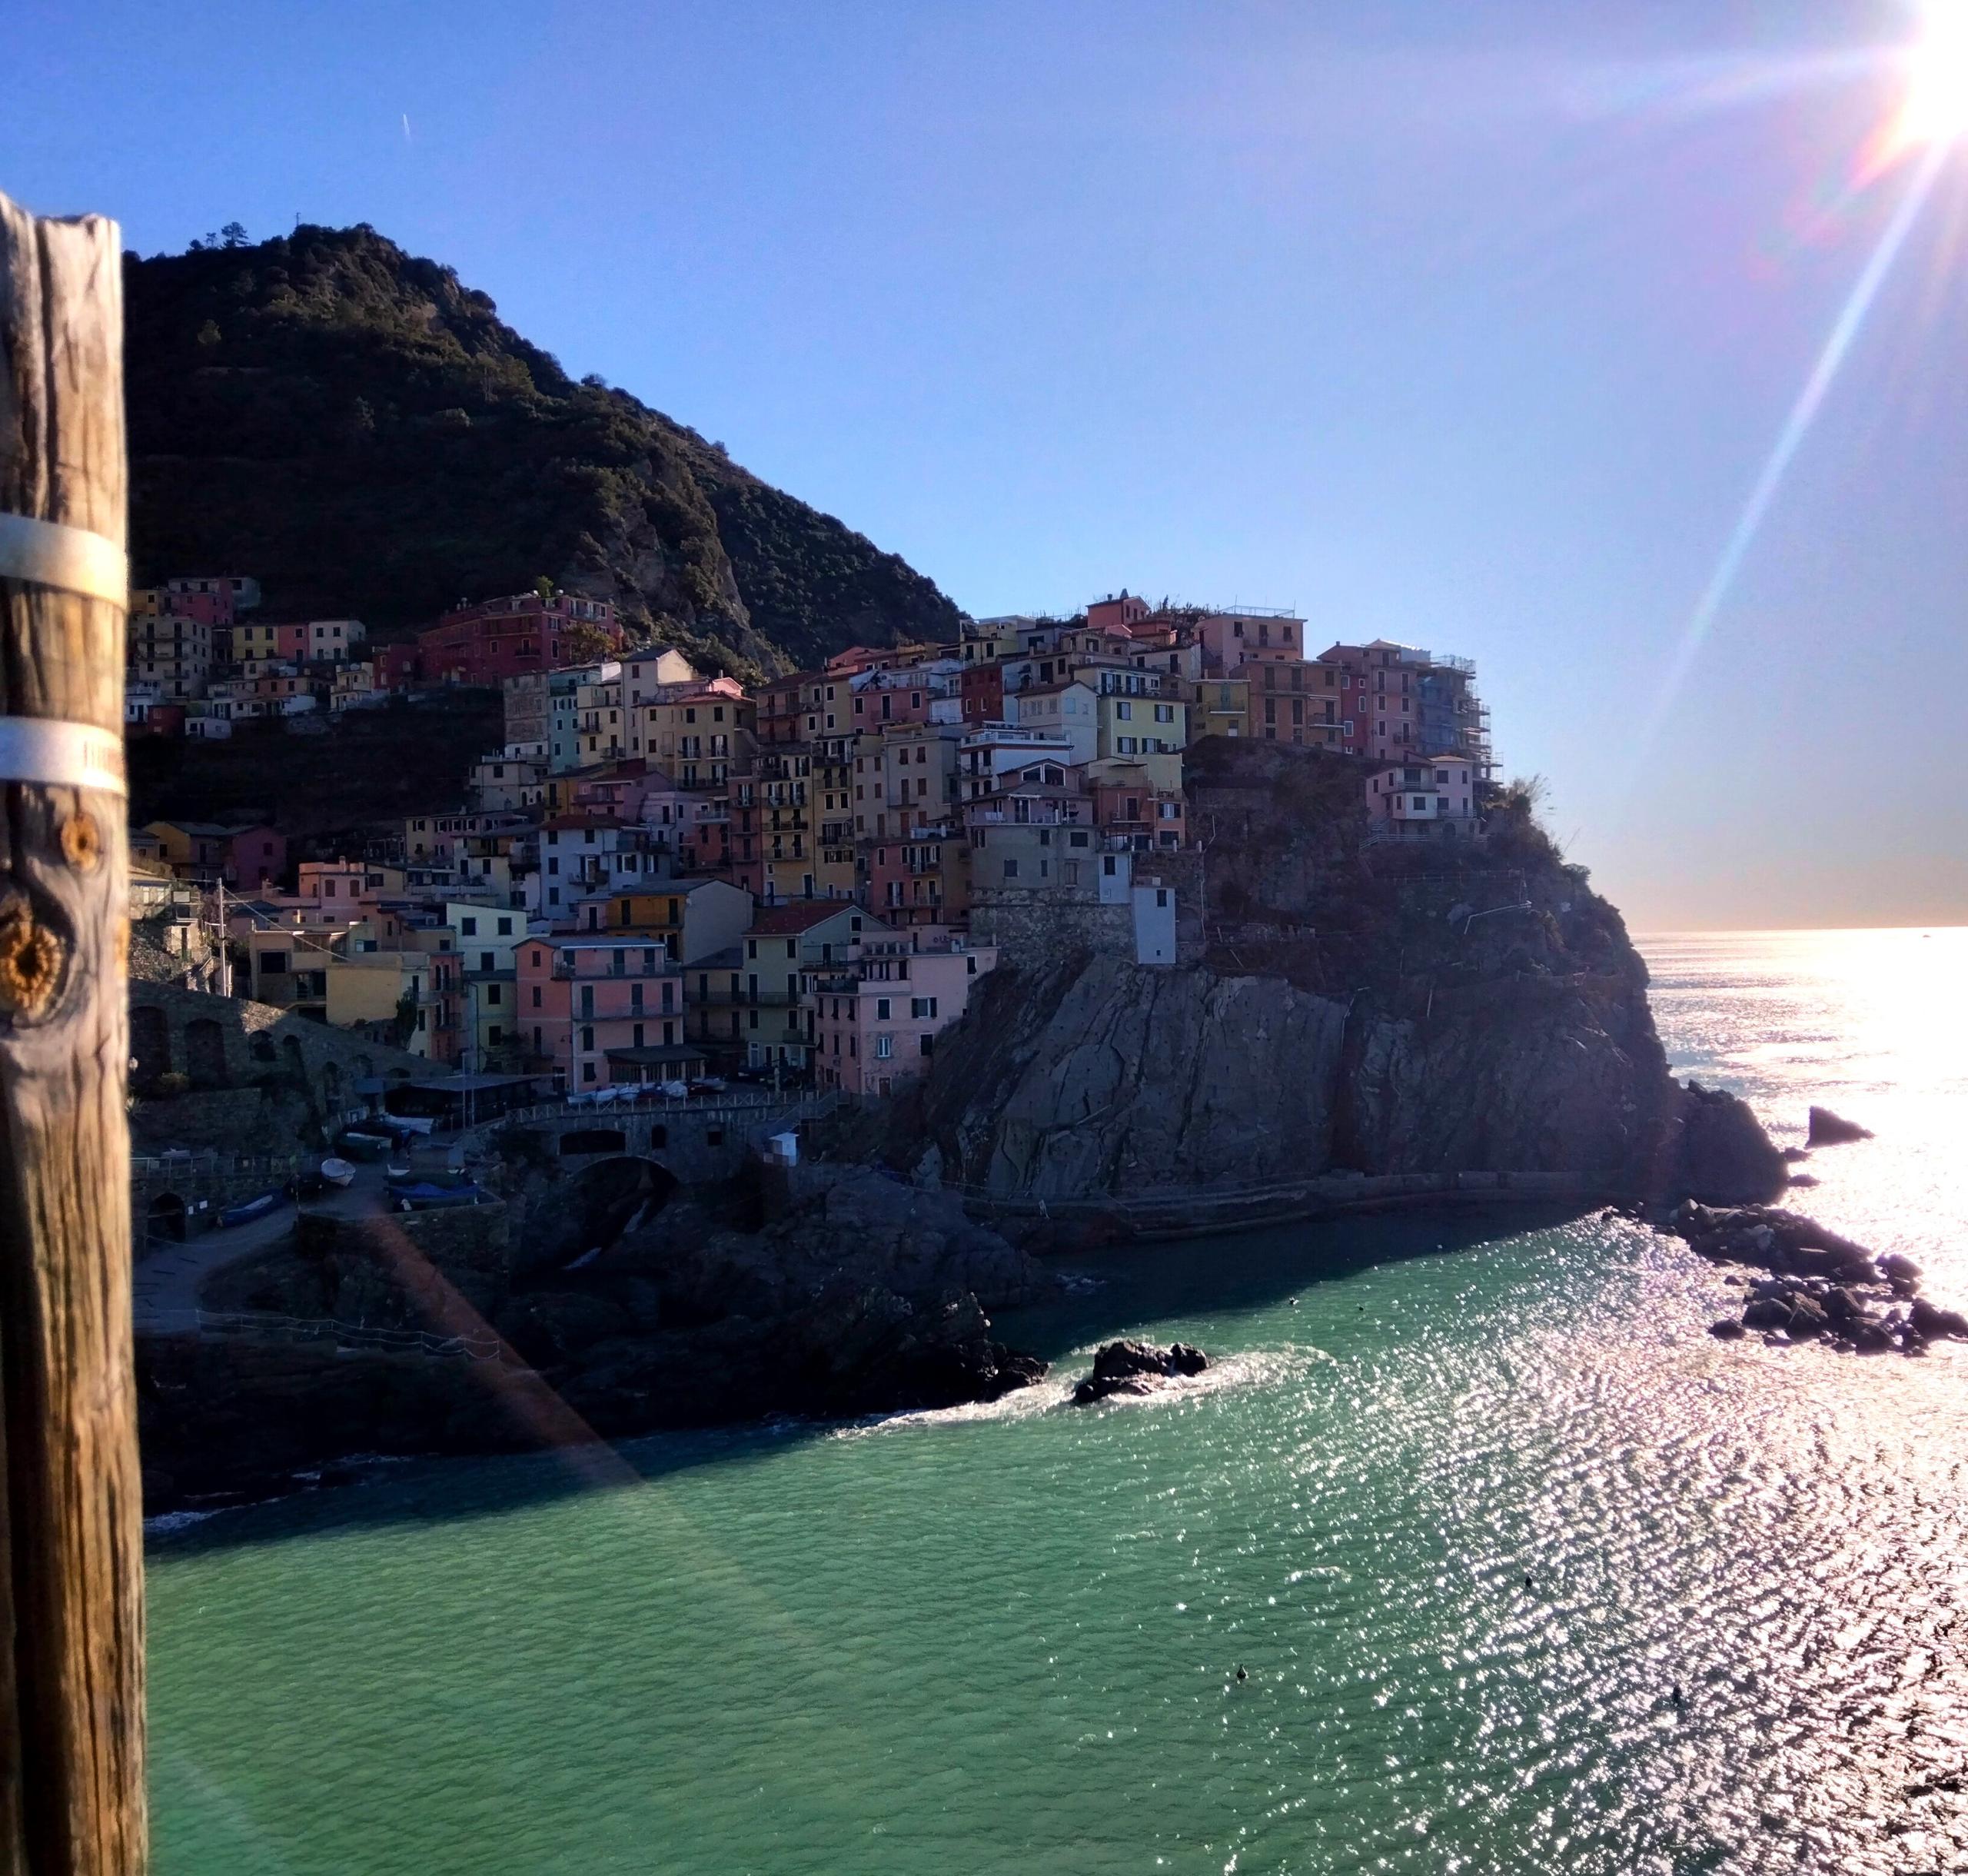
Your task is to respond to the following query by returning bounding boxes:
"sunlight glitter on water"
[144,930,1968,1874]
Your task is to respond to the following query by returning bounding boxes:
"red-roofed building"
[1085,590,1152,635]
[412,592,624,687]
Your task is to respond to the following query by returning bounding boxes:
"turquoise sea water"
[148,929,1968,1874]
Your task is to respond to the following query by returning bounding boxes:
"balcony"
[966,805,1087,827]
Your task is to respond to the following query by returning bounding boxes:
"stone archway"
[184,1016,228,1089]
[559,1127,627,1157]
[130,1003,172,1090]
[560,1156,680,1259]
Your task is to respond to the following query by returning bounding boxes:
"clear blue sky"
[7,1,1966,930]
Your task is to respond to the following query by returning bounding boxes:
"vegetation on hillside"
[128,691,503,850]
[125,225,966,678]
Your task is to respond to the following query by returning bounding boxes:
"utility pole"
[0,190,146,1873]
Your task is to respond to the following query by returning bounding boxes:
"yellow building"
[586,878,754,964]
[1092,689,1186,791]
[324,952,434,1056]
[804,744,858,900]
[1188,676,1251,741]
[632,682,756,788]
[756,748,812,900]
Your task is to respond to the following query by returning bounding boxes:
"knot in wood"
[61,809,104,871]
[0,900,65,1019]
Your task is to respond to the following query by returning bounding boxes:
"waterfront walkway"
[132,1163,395,1329]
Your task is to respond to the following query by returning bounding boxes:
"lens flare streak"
[1643,138,1950,751]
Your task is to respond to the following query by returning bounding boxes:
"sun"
[1894,0,1968,151]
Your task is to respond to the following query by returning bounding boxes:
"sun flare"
[1892,1,1968,153]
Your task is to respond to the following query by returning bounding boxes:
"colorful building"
[414,592,623,687]
[806,930,996,1096]
[1364,757,1480,840]
[515,934,687,1089]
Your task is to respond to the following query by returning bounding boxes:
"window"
[460,916,477,936]
[875,1033,894,1059]
[487,983,502,1006]
[1002,858,1019,880]
[1115,700,1132,720]
[876,998,891,1019]
[497,916,512,936]
[910,996,938,1019]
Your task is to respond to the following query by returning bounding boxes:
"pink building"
[516,934,690,1089]
[569,765,655,821]
[158,578,237,627]
[863,826,970,926]
[1365,757,1478,840]
[1197,609,1305,672]
[298,860,371,909]
[1085,590,1152,634]
[1316,640,1422,760]
[806,931,996,1096]
[850,667,936,730]
[227,825,287,890]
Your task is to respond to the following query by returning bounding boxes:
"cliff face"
[906,743,1780,1207]
[123,226,964,677]
[913,953,1680,1199]
[141,1166,1053,1510]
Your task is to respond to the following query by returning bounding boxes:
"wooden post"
[0,194,145,1872]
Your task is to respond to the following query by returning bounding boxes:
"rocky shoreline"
[138,1166,1058,1514]
[1668,1202,1967,1355]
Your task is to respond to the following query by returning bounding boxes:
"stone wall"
[131,980,438,1110]
[483,1096,819,1187]
[969,888,1133,963]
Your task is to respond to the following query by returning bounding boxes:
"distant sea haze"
[145,927,1968,1873]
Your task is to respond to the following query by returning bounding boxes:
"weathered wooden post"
[0,192,145,1872]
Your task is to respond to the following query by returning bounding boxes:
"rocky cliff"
[902,743,1783,1208]
[140,1166,1052,1510]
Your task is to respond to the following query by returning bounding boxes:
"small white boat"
[318,1157,357,1188]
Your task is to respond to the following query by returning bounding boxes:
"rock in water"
[1807,1106,1873,1146]
[1666,1201,1965,1359]
[1910,1299,1968,1342]
[1671,1083,1790,1205]
[1072,1340,1211,1405]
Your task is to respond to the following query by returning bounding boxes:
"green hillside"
[124,225,966,678]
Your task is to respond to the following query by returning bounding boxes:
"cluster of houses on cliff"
[131,578,1493,1100]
